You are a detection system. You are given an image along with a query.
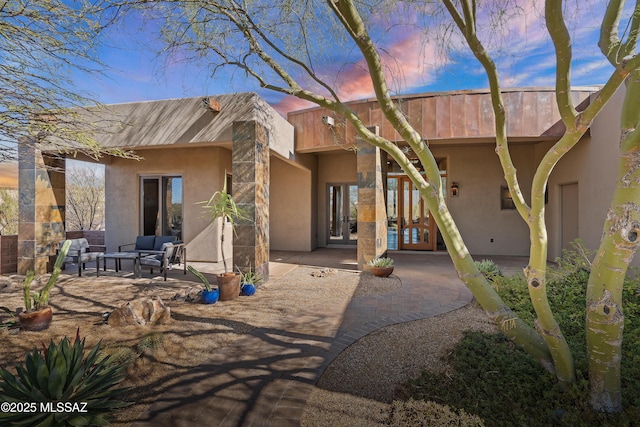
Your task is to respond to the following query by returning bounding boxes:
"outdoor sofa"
[118,235,187,281]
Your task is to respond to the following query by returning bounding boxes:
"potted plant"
[19,240,71,331]
[240,267,261,296]
[187,265,219,304]
[367,256,395,278]
[199,178,247,301]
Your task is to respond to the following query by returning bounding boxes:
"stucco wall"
[105,145,231,262]
[546,87,628,264]
[317,152,358,247]
[270,156,314,251]
[432,144,534,256]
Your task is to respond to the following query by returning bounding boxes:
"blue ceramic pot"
[241,283,256,296]
[202,289,220,304]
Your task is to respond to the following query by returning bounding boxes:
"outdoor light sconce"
[451,182,459,197]
[322,116,335,126]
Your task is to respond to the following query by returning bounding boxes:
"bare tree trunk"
[586,72,640,412]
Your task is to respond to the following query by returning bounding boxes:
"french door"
[140,176,183,239]
[398,176,436,250]
[328,183,358,245]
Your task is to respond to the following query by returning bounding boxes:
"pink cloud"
[274,27,447,113]
[272,96,315,116]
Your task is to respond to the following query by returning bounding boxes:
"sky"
[75,1,627,117]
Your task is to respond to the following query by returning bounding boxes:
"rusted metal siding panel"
[435,95,452,138]
[478,94,495,136]
[289,88,599,151]
[504,91,524,137]
[450,94,466,137]
[422,96,438,138]
[464,94,480,137]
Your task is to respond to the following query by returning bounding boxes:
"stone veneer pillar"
[18,145,66,275]
[356,127,388,269]
[232,121,270,283]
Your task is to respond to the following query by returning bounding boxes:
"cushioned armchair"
[58,238,106,277]
[138,242,187,281]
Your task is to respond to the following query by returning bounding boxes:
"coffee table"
[97,252,141,278]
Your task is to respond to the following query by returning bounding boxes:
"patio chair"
[58,238,106,277]
[138,242,187,281]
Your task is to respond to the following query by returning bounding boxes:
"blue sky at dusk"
[77,1,625,116]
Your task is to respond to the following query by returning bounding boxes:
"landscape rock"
[107,297,171,327]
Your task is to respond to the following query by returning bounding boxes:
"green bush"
[0,331,130,426]
[401,245,640,426]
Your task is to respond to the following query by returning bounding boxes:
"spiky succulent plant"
[0,329,130,426]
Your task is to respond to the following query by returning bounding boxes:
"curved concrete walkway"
[134,250,518,427]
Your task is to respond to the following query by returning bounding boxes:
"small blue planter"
[202,289,220,304]
[241,283,256,296]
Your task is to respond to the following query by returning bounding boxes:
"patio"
[0,249,528,425]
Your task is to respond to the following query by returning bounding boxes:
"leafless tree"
[65,165,105,231]
[0,189,18,235]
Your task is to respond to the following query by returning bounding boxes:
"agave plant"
[0,329,130,426]
[367,257,394,268]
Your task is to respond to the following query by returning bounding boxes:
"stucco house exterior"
[16,86,629,279]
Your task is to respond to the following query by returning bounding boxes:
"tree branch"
[546,0,577,127]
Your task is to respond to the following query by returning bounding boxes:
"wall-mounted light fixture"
[322,116,335,126]
[451,182,459,197]
[202,97,221,113]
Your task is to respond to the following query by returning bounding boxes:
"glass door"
[140,176,183,239]
[328,183,358,245]
[398,176,435,250]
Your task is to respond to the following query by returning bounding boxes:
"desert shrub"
[388,399,485,426]
[474,259,503,280]
[548,239,595,281]
[402,244,640,426]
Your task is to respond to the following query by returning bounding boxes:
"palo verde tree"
[0,0,134,162]
[125,0,640,412]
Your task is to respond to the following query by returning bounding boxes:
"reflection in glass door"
[140,176,183,239]
[399,176,434,250]
[328,183,358,245]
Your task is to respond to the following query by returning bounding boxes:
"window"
[501,186,516,210]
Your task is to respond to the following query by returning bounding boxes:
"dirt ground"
[0,266,365,425]
[0,265,494,426]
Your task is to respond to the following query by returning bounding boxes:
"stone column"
[18,145,66,274]
[232,121,270,284]
[356,127,388,270]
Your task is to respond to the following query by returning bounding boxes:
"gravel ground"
[301,301,498,426]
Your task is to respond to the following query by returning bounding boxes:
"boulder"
[107,297,171,327]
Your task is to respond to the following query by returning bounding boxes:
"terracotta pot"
[371,266,394,278]
[19,307,53,331]
[216,273,241,301]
